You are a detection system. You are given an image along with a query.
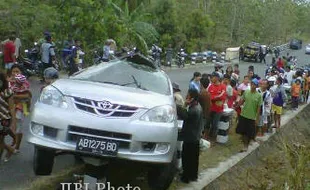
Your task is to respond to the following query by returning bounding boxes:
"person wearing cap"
[172,82,184,108]
[207,72,226,141]
[189,72,202,93]
[271,77,286,129]
[235,78,262,152]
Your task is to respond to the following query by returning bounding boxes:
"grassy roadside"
[24,165,85,190]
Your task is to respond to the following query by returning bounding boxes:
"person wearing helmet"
[43,67,59,86]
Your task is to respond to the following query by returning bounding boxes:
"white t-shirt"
[14,38,22,58]
[284,70,295,85]
[1,38,22,58]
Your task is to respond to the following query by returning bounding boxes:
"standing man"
[177,89,203,183]
[256,79,272,136]
[272,77,286,129]
[40,35,55,80]
[3,34,16,71]
[208,72,226,142]
[235,79,262,152]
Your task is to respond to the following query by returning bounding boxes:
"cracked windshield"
[1,0,310,190]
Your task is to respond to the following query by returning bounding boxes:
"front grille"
[67,126,131,149]
[73,97,139,118]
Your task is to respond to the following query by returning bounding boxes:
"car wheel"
[147,152,178,190]
[33,146,55,175]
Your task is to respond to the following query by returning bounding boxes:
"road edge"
[179,103,309,190]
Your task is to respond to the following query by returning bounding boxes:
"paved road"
[0,46,308,190]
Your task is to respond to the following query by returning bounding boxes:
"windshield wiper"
[121,75,149,91]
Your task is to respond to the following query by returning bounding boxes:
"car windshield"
[246,46,259,50]
[291,39,300,43]
[71,60,171,95]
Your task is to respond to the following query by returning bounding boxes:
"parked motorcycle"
[190,52,198,65]
[177,49,187,68]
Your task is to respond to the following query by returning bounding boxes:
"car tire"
[33,146,55,175]
[147,152,178,190]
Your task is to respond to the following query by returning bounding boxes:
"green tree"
[110,0,159,53]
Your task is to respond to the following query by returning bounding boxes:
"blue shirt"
[189,81,201,93]
[41,42,55,64]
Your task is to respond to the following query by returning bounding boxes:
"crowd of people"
[0,31,60,162]
[174,54,309,183]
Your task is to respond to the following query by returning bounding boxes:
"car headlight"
[39,85,68,108]
[140,105,175,123]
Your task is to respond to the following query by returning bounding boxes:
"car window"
[71,61,171,95]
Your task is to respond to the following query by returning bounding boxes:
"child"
[291,79,301,110]
[10,74,32,116]
[0,119,17,162]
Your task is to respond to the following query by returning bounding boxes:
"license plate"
[76,136,119,156]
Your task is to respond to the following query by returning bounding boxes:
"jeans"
[5,62,14,70]
[208,111,222,138]
[292,96,299,109]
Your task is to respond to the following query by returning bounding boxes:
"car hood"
[52,79,173,109]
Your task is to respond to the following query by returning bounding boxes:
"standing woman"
[189,72,202,93]
[0,72,17,162]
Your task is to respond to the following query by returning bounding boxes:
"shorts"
[258,114,268,127]
[16,119,23,134]
[5,62,15,70]
[272,104,283,115]
[236,115,256,139]
[15,110,24,134]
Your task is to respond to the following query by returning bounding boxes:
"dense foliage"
[1,0,310,56]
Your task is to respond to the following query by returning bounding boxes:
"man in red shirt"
[277,58,284,70]
[3,35,16,70]
[207,72,226,141]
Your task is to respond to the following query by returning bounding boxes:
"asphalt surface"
[0,46,308,190]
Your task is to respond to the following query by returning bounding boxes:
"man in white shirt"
[283,66,295,85]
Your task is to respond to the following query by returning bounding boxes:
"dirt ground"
[205,105,310,190]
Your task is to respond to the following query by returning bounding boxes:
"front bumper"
[28,102,178,164]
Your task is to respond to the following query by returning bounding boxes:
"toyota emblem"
[97,101,113,109]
